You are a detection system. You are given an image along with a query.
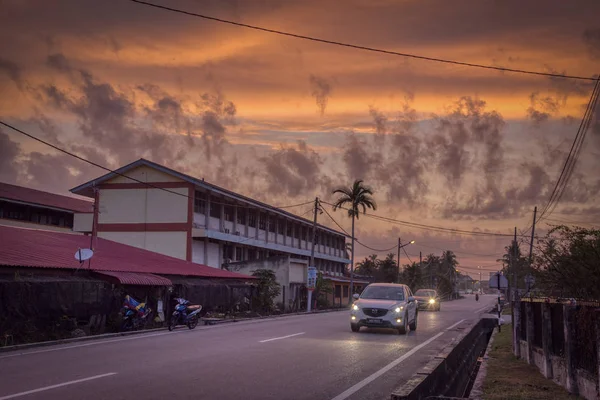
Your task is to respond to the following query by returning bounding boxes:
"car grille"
[363,308,388,317]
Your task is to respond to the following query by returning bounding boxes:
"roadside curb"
[466,322,504,400]
[0,308,348,353]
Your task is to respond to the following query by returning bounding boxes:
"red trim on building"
[97,223,188,232]
[98,182,189,189]
[186,184,193,262]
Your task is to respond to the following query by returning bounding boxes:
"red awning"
[95,271,172,286]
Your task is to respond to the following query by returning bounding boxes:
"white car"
[350,283,418,334]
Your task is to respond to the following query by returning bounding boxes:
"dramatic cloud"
[0,129,21,184]
[527,92,561,126]
[261,140,328,197]
[0,57,23,89]
[583,28,600,59]
[309,75,332,116]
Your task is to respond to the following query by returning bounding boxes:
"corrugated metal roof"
[0,182,93,213]
[0,225,255,280]
[95,271,173,286]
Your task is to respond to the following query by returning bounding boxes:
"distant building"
[70,158,351,275]
[0,182,93,232]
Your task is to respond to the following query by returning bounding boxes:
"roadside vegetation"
[482,323,576,400]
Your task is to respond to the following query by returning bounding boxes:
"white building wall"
[73,213,93,232]
[206,242,220,268]
[193,212,206,226]
[191,239,204,264]
[98,188,187,224]
[98,231,187,260]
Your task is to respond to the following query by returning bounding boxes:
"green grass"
[482,324,578,400]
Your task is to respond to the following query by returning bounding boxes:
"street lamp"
[477,266,482,294]
[397,238,415,283]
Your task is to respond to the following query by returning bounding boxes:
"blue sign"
[307,267,317,289]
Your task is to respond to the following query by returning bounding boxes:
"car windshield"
[360,286,405,301]
[415,290,436,297]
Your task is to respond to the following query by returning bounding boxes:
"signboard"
[307,267,317,290]
[489,272,508,289]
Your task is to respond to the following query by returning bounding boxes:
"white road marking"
[475,304,493,314]
[329,319,465,400]
[0,373,117,400]
[0,331,182,359]
[259,332,305,343]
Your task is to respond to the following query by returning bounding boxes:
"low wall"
[390,318,496,399]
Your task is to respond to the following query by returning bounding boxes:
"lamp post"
[477,266,482,294]
[397,238,415,283]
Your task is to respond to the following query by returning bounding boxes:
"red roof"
[0,182,93,213]
[0,225,254,280]
[95,271,173,286]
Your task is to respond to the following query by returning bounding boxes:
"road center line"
[329,319,465,400]
[259,332,305,343]
[0,373,117,400]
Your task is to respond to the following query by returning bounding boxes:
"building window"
[224,205,234,222]
[247,248,257,260]
[268,217,276,233]
[237,208,246,225]
[343,286,349,298]
[209,196,221,218]
[194,192,206,214]
[278,218,285,234]
[235,247,243,261]
[286,222,292,237]
[258,213,266,230]
[248,211,257,228]
[335,285,342,298]
[223,244,234,261]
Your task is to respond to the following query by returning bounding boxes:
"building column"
[265,213,269,244]
[563,305,578,395]
[219,198,224,232]
[541,302,553,379]
[513,295,521,358]
[525,301,534,365]
[206,192,211,229]
[203,237,208,265]
[233,204,238,235]
[245,206,249,238]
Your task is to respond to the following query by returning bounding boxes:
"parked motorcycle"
[475,293,480,301]
[168,298,202,331]
[120,295,152,332]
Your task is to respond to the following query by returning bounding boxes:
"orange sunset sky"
[1,0,599,278]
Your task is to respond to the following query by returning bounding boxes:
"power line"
[127,0,597,82]
[534,78,600,225]
[320,205,350,236]
[322,200,518,237]
[402,246,414,264]
[0,120,312,211]
[355,240,397,253]
[415,243,503,258]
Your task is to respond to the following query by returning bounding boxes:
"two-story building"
[70,159,351,308]
[0,182,93,232]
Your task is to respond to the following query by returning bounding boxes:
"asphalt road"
[0,295,497,400]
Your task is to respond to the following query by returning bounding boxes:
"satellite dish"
[75,248,94,262]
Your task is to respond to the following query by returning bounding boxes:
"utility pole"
[397,237,401,283]
[307,197,320,312]
[527,207,537,293]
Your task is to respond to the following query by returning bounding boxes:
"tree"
[377,253,398,283]
[533,226,600,299]
[313,271,333,308]
[497,240,528,292]
[437,251,459,299]
[332,179,377,300]
[251,269,281,313]
[401,262,423,292]
[355,254,378,277]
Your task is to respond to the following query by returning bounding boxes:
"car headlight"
[395,306,403,313]
[353,305,359,311]
[429,299,435,304]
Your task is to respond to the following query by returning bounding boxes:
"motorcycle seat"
[187,305,201,310]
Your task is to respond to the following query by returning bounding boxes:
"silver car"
[350,283,418,334]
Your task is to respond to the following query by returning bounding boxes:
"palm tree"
[332,179,377,301]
